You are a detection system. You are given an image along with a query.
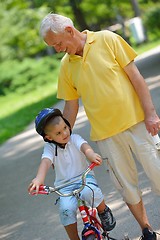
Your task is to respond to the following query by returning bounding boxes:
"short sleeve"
[113,34,137,68]
[71,134,87,151]
[41,143,55,163]
[57,55,80,100]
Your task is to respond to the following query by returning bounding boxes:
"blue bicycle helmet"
[35,108,63,136]
[35,107,71,142]
[35,108,71,156]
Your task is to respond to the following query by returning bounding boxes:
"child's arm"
[81,142,102,165]
[28,157,52,194]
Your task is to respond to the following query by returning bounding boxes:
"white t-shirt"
[42,134,94,186]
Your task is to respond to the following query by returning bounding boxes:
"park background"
[0,1,160,240]
[0,0,160,145]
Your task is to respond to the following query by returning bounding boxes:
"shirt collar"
[57,140,71,151]
[68,30,95,61]
[83,30,95,44]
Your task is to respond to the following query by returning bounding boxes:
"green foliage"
[0,0,159,63]
[0,56,60,144]
[0,0,49,61]
[0,56,60,95]
[143,6,160,37]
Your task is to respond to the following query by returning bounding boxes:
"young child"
[28,107,116,240]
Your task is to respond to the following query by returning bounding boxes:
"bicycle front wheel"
[85,234,98,240]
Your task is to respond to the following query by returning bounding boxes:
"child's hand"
[87,152,102,165]
[91,153,102,165]
[28,178,43,195]
[81,143,103,165]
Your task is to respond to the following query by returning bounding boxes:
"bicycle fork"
[78,198,102,240]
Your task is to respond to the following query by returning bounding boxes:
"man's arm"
[63,99,79,129]
[124,61,160,136]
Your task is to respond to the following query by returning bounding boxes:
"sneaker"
[141,228,157,240]
[98,206,116,231]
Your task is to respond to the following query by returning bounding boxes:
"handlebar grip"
[31,191,48,195]
[89,162,98,170]
[31,185,49,195]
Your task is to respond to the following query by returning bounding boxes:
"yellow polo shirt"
[57,30,144,141]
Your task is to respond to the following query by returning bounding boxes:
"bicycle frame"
[31,163,114,240]
[77,196,104,240]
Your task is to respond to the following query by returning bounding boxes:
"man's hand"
[144,113,160,136]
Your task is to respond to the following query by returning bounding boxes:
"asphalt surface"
[0,46,160,240]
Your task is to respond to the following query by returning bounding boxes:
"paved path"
[0,47,160,240]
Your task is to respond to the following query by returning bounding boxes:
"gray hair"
[40,13,74,38]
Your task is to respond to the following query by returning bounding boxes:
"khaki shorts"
[97,121,160,204]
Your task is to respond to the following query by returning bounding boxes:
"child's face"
[44,117,70,144]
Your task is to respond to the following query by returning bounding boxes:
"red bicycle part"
[79,204,90,224]
[89,162,97,170]
[31,185,49,195]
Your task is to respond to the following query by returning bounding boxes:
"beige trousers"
[97,121,160,204]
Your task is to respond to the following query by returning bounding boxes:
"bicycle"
[31,163,127,240]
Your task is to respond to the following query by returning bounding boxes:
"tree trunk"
[130,0,141,17]
[68,0,90,31]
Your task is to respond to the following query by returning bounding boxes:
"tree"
[0,0,49,61]
[68,0,90,30]
[130,0,141,16]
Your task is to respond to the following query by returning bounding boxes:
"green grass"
[0,83,59,144]
[133,38,160,55]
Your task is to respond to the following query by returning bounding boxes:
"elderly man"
[40,13,160,240]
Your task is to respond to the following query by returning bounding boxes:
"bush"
[143,6,160,37]
[0,2,50,61]
[0,56,60,95]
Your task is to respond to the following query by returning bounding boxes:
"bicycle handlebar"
[31,162,97,197]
